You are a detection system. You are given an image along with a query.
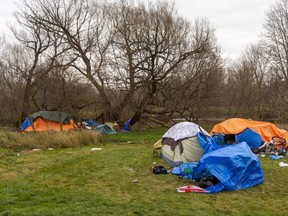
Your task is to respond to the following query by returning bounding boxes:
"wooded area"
[1,0,288,128]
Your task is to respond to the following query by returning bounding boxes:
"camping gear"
[152,166,168,174]
[83,119,100,127]
[153,122,219,167]
[172,142,264,193]
[210,118,288,148]
[120,118,132,132]
[95,124,117,134]
[19,111,75,132]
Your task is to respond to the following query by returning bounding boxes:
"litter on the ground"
[177,185,208,193]
[279,162,288,167]
[91,148,102,151]
[32,148,41,151]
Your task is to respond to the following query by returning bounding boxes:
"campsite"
[2,0,288,215]
[1,122,288,215]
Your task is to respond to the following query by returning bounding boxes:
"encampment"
[210,118,288,148]
[154,121,264,193]
[19,111,75,132]
[172,142,264,193]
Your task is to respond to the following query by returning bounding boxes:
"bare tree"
[261,0,288,121]
[226,44,270,119]
[108,1,221,124]
[9,2,69,122]
[21,0,116,121]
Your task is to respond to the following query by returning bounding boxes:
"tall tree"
[9,2,69,121]
[22,0,115,121]
[109,1,221,123]
[261,0,288,121]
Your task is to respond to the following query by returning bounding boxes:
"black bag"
[152,166,168,174]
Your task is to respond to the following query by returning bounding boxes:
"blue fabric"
[122,118,132,131]
[235,128,262,148]
[197,133,220,153]
[212,133,225,145]
[197,142,264,193]
[84,119,100,127]
[172,162,212,180]
[19,117,32,131]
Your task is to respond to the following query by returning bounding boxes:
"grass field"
[0,129,288,215]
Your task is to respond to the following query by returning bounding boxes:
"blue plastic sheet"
[197,142,264,193]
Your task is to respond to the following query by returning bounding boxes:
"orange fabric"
[24,118,75,132]
[210,118,288,144]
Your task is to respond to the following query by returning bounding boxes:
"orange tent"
[24,118,75,132]
[210,118,288,145]
[20,111,76,132]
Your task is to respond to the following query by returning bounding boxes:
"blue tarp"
[198,142,263,193]
[120,118,132,132]
[235,128,262,148]
[212,128,262,149]
[84,119,100,127]
[19,117,32,131]
[172,142,264,193]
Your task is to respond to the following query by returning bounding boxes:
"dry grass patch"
[0,129,100,150]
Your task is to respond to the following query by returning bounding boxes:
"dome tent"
[153,122,218,167]
[19,111,75,132]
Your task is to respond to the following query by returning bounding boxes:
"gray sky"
[0,0,272,60]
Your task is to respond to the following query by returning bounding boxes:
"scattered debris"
[91,148,102,151]
[32,148,41,152]
[279,162,288,167]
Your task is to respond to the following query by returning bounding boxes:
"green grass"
[0,129,288,215]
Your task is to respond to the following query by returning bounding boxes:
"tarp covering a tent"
[19,111,75,132]
[197,142,263,193]
[155,121,264,193]
[172,142,264,193]
[210,118,288,148]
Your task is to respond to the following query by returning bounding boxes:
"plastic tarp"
[95,124,116,134]
[84,119,100,127]
[235,128,262,148]
[162,122,210,141]
[30,111,72,124]
[120,118,132,132]
[19,117,32,131]
[197,142,264,193]
[19,111,75,132]
[211,118,288,145]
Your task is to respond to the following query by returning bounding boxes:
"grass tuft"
[0,130,100,150]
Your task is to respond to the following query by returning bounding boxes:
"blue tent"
[172,142,264,193]
[95,124,116,134]
[212,128,262,149]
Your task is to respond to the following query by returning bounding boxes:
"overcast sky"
[0,0,273,60]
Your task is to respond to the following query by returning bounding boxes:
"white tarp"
[162,122,210,141]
